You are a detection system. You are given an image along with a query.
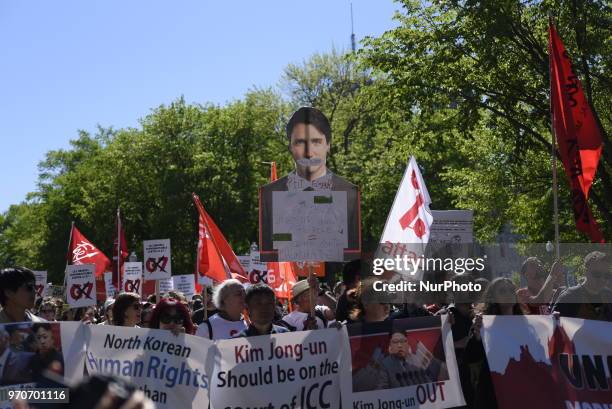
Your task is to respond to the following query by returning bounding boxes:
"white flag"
[380,156,433,245]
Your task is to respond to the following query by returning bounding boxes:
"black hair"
[32,322,53,333]
[245,284,276,305]
[0,267,36,306]
[112,292,140,326]
[286,107,332,144]
[342,259,361,286]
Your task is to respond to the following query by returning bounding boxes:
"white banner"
[66,264,96,308]
[210,328,345,409]
[172,274,196,299]
[341,315,465,409]
[482,315,612,409]
[104,271,117,299]
[123,262,143,296]
[144,239,172,280]
[85,325,212,408]
[0,322,87,409]
[33,271,47,299]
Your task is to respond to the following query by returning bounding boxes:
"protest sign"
[85,325,213,408]
[341,315,465,409]
[429,210,473,243]
[104,271,117,299]
[0,322,87,409]
[123,262,143,296]
[482,315,612,409]
[159,277,174,293]
[210,328,345,409]
[66,264,96,308]
[33,271,47,299]
[172,274,196,299]
[144,239,172,280]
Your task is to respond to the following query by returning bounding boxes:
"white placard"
[172,274,196,299]
[122,262,143,296]
[272,191,348,262]
[158,277,174,293]
[66,264,96,308]
[143,239,172,280]
[85,326,212,409]
[33,270,47,299]
[103,271,117,299]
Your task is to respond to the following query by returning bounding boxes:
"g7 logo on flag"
[399,170,427,239]
[145,256,168,274]
[249,269,269,284]
[124,279,141,293]
[35,284,45,298]
[70,282,94,300]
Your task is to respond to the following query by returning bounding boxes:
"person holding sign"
[195,279,248,340]
[235,284,289,337]
[282,278,326,330]
[111,292,142,327]
[149,298,196,335]
[0,267,45,324]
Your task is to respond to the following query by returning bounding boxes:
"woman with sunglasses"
[461,278,524,409]
[0,267,45,323]
[112,292,142,327]
[149,298,195,335]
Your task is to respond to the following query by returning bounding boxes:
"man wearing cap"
[259,107,360,262]
[282,277,326,331]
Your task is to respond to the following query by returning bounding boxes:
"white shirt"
[195,313,248,340]
[282,311,325,331]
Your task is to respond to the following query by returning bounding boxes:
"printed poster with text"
[85,325,213,408]
[210,328,345,409]
[144,239,172,280]
[481,315,612,409]
[341,315,465,409]
[66,264,97,308]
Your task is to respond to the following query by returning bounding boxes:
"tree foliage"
[2,1,610,281]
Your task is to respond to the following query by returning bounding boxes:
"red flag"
[112,208,129,288]
[67,224,112,301]
[549,23,605,242]
[193,193,248,284]
[270,161,277,181]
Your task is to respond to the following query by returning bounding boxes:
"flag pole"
[116,207,120,292]
[64,221,75,298]
[548,15,561,259]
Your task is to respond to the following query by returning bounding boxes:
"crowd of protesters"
[0,251,609,409]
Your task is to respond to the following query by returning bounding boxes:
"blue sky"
[0,1,400,213]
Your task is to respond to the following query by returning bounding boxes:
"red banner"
[549,23,604,242]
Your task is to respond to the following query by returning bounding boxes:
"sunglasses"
[160,315,183,325]
[40,309,55,313]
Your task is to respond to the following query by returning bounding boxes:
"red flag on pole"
[112,208,129,289]
[193,193,248,284]
[549,23,605,242]
[67,224,112,301]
